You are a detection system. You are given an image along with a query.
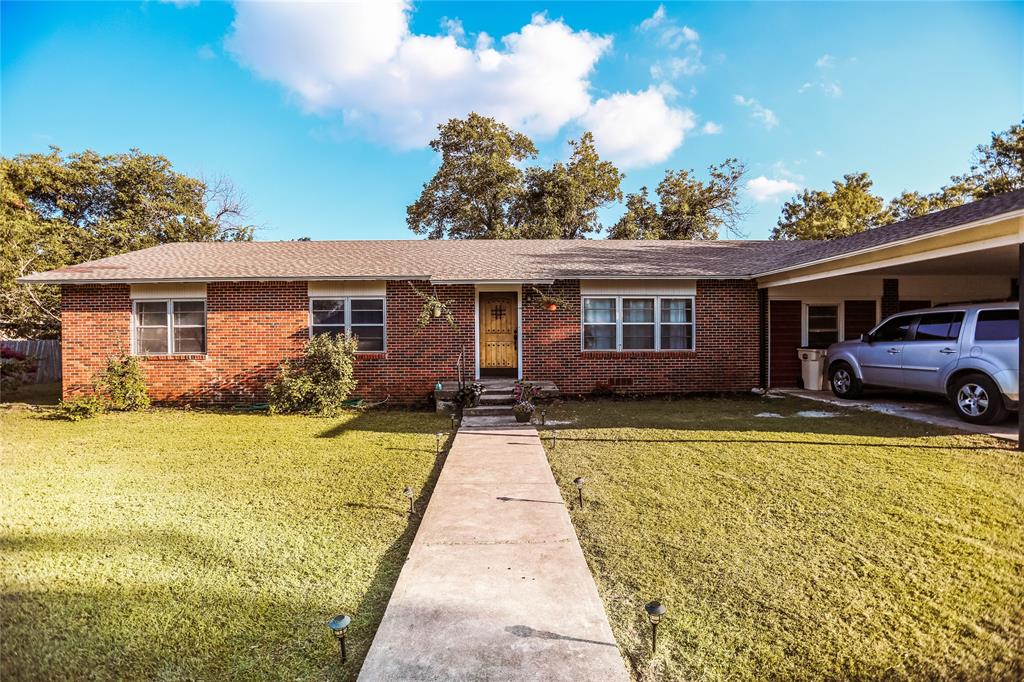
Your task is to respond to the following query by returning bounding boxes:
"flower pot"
[544,302,558,312]
[432,306,442,318]
[514,410,532,423]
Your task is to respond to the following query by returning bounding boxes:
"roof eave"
[751,207,1024,280]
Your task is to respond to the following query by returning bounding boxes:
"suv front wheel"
[829,362,863,399]
[951,373,1007,425]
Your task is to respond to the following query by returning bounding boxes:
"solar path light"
[644,601,667,654]
[573,476,585,510]
[403,485,415,515]
[436,432,444,455]
[327,614,351,663]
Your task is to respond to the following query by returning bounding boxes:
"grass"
[0,403,449,681]
[541,396,1024,681]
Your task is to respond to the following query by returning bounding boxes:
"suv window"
[913,311,964,341]
[871,315,913,342]
[975,309,1018,341]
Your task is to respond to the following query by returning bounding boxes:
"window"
[583,298,617,350]
[806,305,839,348]
[660,298,694,350]
[582,296,695,351]
[622,298,655,349]
[913,312,964,341]
[975,309,1018,341]
[871,315,913,342]
[133,300,206,355]
[310,297,386,351]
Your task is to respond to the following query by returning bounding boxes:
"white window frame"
[309,296,387,352]
[801,301,845,347]
[132,298,207,356]
[581,295,696,352]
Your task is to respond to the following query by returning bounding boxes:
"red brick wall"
[521,279,760,394]
[61,278,760,405]
[60,280,476,406]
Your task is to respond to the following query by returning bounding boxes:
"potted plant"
[455,381,485,408]
[513,400,535,423]
[530,286,567,312]
[513,380,538,423]
[410,283,457,328]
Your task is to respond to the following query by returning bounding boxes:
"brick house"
[19,190,1024,405]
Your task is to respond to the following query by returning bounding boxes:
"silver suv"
[826,302,1019,424]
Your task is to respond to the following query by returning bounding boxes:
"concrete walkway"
[358,416,629,681]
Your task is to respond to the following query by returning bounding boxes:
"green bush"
[54,396,108,421]
[267,333,359,416]
[96,354,151,411]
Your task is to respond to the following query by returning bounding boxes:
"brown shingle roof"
[18,189,1024,285]
[18,239,811,283]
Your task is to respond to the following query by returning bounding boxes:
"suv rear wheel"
[951,373,1007,425]
[829,362,863,399]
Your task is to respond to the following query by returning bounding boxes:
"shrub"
[96,354,151,411]
[1,347,38,395]
[54,396,108,421]
[267,333,359,416]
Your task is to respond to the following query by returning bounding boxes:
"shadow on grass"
[1,438,455,682]
[541,435,1007,452]
[317,409,449,438]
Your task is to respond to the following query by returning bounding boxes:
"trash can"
[797,348,827,391]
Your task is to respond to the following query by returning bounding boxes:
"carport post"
[1019,242,1023,451]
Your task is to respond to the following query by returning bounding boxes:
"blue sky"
[2,1,1021,241]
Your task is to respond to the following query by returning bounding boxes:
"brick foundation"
[61,278,761,405]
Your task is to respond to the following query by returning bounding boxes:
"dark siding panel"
[899,300,930,312]
[844,300,877,340]
[769,300,802,387]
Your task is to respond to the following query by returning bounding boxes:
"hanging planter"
[531,286,567,312]
[410,283,457,329]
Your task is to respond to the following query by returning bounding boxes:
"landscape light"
[326,614,351,663]
[540,409,546,425]
[573,476,585,510]
[551,429,557,449]
[403,485,415,515]
[451,414,457,432]
[436,432,443,455]
[644,601,667,654]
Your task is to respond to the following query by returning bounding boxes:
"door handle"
[887,347,901,354]
[939,347,956,354]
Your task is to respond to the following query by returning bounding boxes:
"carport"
[754,189,1024,448]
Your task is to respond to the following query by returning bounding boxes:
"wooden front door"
[479,293,518,373]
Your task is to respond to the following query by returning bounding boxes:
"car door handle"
[939,347,957,354]
[887,347,901,354]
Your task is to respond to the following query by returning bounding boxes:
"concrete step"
[462,405,515,417]
[479,394,515,405]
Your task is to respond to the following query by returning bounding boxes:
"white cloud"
[639,5,667,31]
[196,44,215,60]
[226,3,613,148]
[815,53,836,68]
[800,54,842,97]
[815,149,825,157]
[746,176,800,202]
[651,55,702,79]
[733,94,778,129]
[581,87,695,168]
[700,121,722,135]
[641,4,703,79]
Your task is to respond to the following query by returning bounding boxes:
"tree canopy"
[772,118,1024,240]
[1,148,253,338]
[609,159,747,240]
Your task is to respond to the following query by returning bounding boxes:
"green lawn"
[1,404,449,681]
[542,397,1024,681]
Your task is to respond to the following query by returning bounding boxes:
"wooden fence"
[1,339,62,383]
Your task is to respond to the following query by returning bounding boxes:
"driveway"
[782,389,1017,442]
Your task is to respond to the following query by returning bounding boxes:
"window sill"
[581,349,697,355]
[136,354,208,361]
[355,352,387,359]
